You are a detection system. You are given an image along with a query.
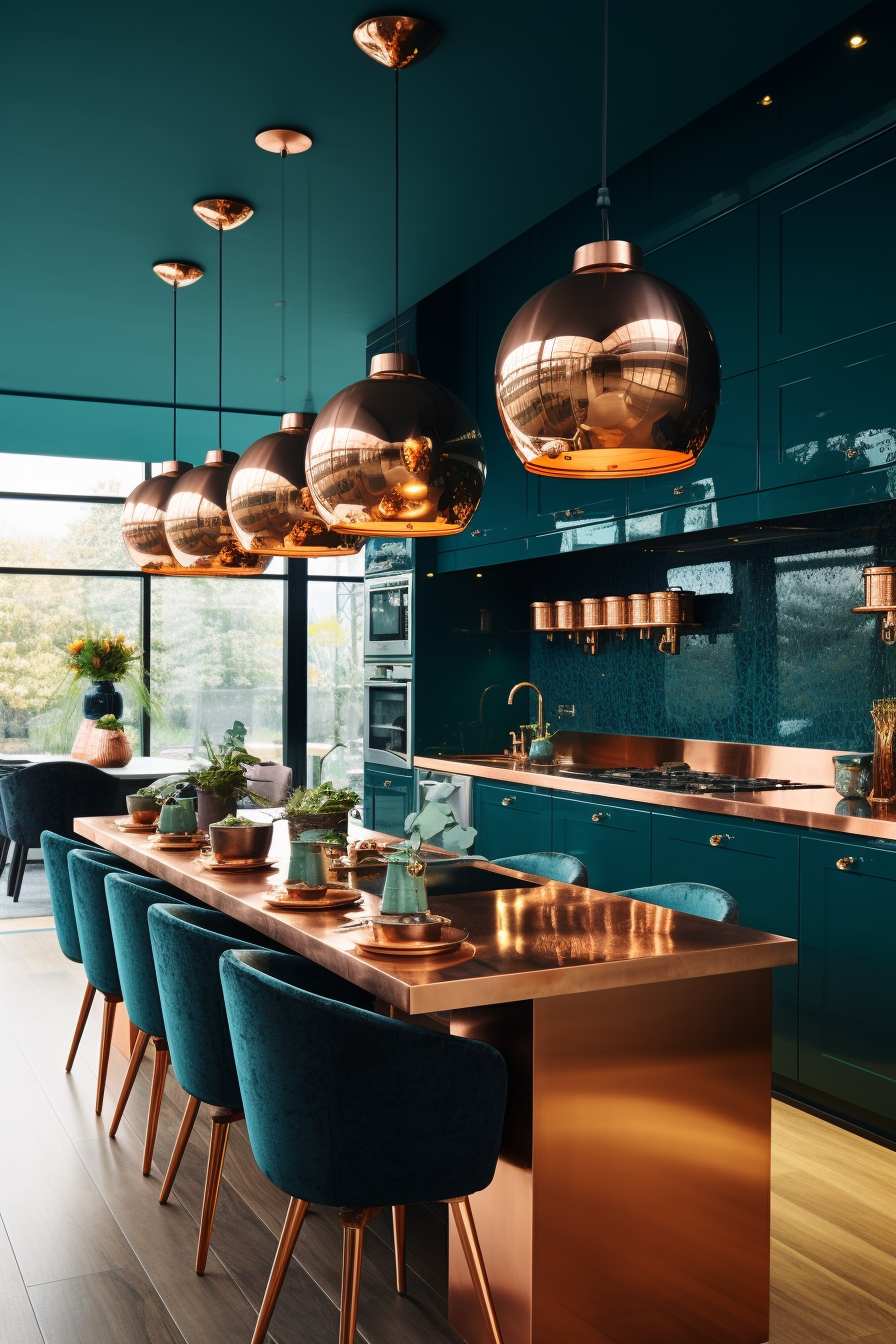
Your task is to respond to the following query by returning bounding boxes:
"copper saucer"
[265,889,362,911]
[352,927,469,956]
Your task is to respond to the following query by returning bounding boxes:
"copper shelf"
[535,621,701,657]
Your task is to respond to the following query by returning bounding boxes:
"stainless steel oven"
[364,573,412,660]
[363,663,413,767]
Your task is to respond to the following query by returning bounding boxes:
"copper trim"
[192,197,254,230]
[280,411,316,432]
[352,14,441,69]
[255,127,312,155]
[66,981,96,1072]
[572,239,644,273]
[153,261,204,288]
[369,351,420,376]
[108,1029,150,1138]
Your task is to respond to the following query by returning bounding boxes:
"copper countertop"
[74,816,796,1015]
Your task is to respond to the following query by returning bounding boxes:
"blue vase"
[528,737,554,763]
[83,680,123,721]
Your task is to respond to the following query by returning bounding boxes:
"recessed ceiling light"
[426,571,434,577]
[848,34,867,48]
[758,94,773,106]
[476,572,483,578]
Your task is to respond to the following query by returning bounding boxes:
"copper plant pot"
[530,601,554,630]
[85,728,132,768]
[554,600,582,630]
[209,821,274,864]
[603,596,630,627]
[580,597,605,628]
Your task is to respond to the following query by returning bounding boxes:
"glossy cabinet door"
[651,811,799,1077]
[473,781,552,860]
[799,836,896,1121]
[758,326,896,491]
[527,472,626,534]
[363,765,413,839]
[552,794,651,891]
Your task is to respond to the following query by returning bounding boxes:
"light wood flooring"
[0,923,894,1344]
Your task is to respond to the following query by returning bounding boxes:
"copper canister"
[650,590,685,623]
[863,566,896,608]
[580,597,605,628]
[603,595,630,626]
[531,601,554,631]
[629,593,651,625]
[554,600,582,629]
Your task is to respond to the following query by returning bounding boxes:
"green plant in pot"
[188,728,266,831]
[526,722,556,763]
[381,783,478,916]
[208,814,273,864]
[283,782,360,842]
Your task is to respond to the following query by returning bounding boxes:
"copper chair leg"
[142,1037,169,1175]
[392,1205,406,1294]
[95,995,122,1115]
[108,1029,150,1137]
[448,1196,504,1344]
[159,1092,200,1205]
[338,1208,381,1344]
[195,1107,242,1275]
[250,1196,309,1344]
[65,982,96,1072]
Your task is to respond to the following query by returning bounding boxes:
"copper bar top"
[73,816,795,1016]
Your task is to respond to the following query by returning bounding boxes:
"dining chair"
[614,882,739,924]
[147,903,377,1276]
[492,851,588,885]
[1,761,121,901]
[220,947,508,1344]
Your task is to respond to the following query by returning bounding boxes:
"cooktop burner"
[557,762,822,793]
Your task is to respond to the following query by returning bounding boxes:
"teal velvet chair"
[220,948,508,1344]
[614,882,739,924]
[493,852,588,886]
[2,760,120,901]
[105,874,199,1175]
[147,903,377,1277]
[68,848,174,1115]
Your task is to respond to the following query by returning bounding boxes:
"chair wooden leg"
[448,1196,504,1344]
[250,1196,309,1344]
[65,982,96,1072]
[0,835,9,882]
[108,1029,150,1137]
[159,1092,200,1205]
[95,995,122,1115]
[195,1107,242,1275]
[392,1205,406,1294]
[143,1037,169,1175]
[7,843,26,901]
[338,1208,381,1344]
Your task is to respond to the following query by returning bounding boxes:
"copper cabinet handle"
[836,856,856,870]
[502,796,516,807]
[592,812,610,822]
[709,833,734,847]
[673,485,684,495]
[383,780,392,788]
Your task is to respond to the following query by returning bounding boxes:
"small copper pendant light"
[495,1,720,479]
[226,130,364,559]
[305,16,485,538]
[162,198,270,575]
[120,262,203,572]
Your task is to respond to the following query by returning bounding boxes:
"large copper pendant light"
[162,199,270,574]
[120,262,203,572]
[226,131,364,559]
[304,16,486,538]
[495,1,720,480]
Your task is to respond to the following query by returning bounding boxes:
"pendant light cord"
[277,149,287,403]
[394,68,400,354]
[172,280,178,461]
[597,0,611,240]
[217,225,223,451]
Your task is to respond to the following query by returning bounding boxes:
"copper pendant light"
[162,198,269,575]
[305,16,485,538]
[226,130,364,558]
[120,262,203,572]
[495,2,720,479]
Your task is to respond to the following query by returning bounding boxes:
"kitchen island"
[75,814,796,1344]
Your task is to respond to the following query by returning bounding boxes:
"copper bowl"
[371,918,443,944]
[126,794,161,822]
[208,822,273,863]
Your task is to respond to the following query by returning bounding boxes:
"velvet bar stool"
[492,851,588,885]
[105,874,198,1174]
[220,948,509,1344]
[615,881,739,924]
[147,903,377,1276]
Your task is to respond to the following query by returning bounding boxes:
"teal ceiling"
[1,0,863,461]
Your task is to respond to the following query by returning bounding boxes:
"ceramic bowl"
[371,918,443,944]
[209,821,273,863]
[126,794,161,824]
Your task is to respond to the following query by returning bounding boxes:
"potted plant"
[54,630,155,758]
[84,714,133,768]
[188,730,266,830]
[283,782,361,842]
[208,814,273,864]
[526,722,556,763]
[380,784,478,915]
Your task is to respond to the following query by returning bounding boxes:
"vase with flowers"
[55,630,154,758]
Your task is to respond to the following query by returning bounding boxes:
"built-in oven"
[363,663,413,767]
[364,573,412,660]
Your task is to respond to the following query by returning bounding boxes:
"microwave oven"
[364,573,412,660]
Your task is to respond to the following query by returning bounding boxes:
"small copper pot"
[650,589,691,624]
[603,596,630,626]
[863,566,896,608]
[580,597,605,628]
[554,600,582,629]
[531,601,554,630]
[629,593,651,625]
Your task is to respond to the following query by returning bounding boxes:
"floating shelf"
[535,622,701,656]
[852,605,896,644]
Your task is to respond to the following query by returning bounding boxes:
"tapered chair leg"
[95,995,122,1115]
[65,982,97,1072]
[448,1196,504,1344]
[195,1107,242,1275]
[143,1038,169,1175]
[159,1093,200,1205]
[339,1208,381,1344]
[392,1205,406,1294]
[250,1196,309,1344]
[108,1029,149,1137]
[7,843,26,902]
[0,835,9,882]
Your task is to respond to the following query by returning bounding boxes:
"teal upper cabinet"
[759,132,896,364]
[528,472,626,532]
[758,326,896,491]
[799,836,896,1122]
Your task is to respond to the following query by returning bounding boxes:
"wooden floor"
[0,925,894,1344]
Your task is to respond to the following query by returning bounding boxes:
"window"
[306,577,364,792]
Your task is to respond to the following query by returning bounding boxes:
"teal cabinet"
[364,765,413,838]
[528,474,626,534]
[799,836,896,1121]
[552,794,651,891]
[456,434,530,550]
[473,781,552,860]
[651,811,799,1077]
[758,326,896,492]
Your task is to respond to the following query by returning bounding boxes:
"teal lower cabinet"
[473,782,552,860]
[552,795,651,892]
[651,811,799,1078]
[363,765,413,837]
[799,836,896,1122]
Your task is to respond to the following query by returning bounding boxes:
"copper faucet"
[508,682,544,738]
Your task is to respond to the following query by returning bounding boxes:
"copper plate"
[352,926,469,956]
[198,857,277,873]
[116,821,158,833]
[151,837,204,850]
[264,890,362,911]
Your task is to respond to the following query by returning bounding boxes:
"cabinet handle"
[709,833,733,847]
[592,812,610,822]
[836,856,856,870]
[502,796,516,807]
[383,780,392,788]
[844,448,859,460]
[673,485,684,496]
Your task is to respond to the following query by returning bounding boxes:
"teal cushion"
[493,852,588,885]
[614,882,739,924]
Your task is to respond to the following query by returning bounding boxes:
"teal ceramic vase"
[381,849,428,914]
[528,737,554,763]
[287,839,327,886]
[158,799,197,834]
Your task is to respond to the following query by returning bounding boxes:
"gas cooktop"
[556,762,823,794]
